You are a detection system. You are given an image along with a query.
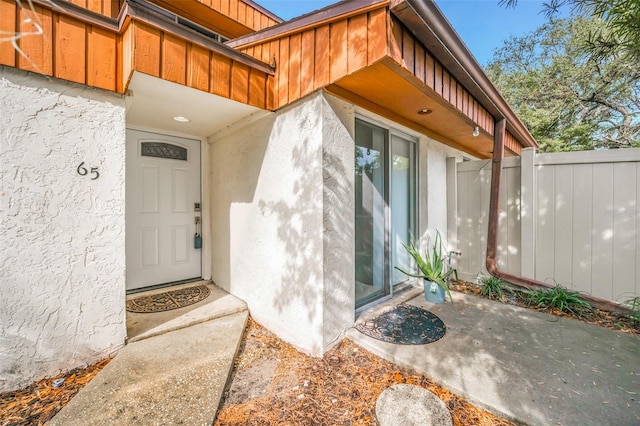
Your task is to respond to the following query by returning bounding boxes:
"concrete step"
[126,281,247,343]
[49,310,248,426]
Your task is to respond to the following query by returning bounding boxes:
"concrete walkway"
[348,290,640,426]
[49,283,248,426]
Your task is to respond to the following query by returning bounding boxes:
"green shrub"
[478,275,504,301]
[625,296,640,321]
[526,285,592,316]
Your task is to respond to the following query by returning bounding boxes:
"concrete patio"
[348,288,640,426]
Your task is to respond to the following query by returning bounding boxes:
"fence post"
[446,157,458,252]
[520,147,536,278]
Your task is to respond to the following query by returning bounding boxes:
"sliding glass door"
[355,120,388,308]
[355,119,416,310]
[391,134,416,286]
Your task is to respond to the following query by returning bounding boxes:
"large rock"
[376,384,452,426]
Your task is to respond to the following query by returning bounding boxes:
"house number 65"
[77,162,100,180]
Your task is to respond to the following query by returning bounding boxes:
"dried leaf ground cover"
[215,319,514,426]
[0,358,111,426]
[450,281,640,335]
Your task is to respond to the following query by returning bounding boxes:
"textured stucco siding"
[419,136,466,244]
[0,67,127,392]
[210,91,358,356]
[321,94,355,351]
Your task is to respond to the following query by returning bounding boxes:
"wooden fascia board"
[390,0,537,150]
[33,0,120,31]
[227,0,389,49]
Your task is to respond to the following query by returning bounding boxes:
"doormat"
[355,303,446,345]
[126,285,211,313]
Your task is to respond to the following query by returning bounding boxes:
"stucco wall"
[209,92,355,356]
[418,136,467,247]
[321,94,355,351]
[0,67,127,392]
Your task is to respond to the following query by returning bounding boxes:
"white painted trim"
[536,148,640,166]
[354,110,422,141]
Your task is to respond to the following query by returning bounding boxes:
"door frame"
[125,125,211,289]
[354,115,420,315]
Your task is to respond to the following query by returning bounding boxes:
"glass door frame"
[354,116,418,314]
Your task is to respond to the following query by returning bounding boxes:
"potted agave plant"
[395,232,453,303]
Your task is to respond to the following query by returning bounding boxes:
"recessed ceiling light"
[417,108,433,115]
[173,116,190,123]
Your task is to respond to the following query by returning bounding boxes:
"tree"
[487,16,640,151]
[500,0,640,64]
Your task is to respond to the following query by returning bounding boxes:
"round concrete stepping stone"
[376,384,452,426]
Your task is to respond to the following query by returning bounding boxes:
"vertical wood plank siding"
[64,0,121,17]
[388,16,499,142]
[0,0,117,91]
[0,0,270,109]
[196,0,279,31]
[130,21,270,108]
[239,8,389,110]
[505,131,522,155]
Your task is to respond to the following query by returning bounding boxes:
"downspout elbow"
[485,118,628,313]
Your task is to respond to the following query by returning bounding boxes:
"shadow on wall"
[209,115,273,292]
[210,93,355,355]
[257,109,324,324]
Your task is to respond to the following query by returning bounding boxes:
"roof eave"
[227,0,389,49]
[390,0,538,149]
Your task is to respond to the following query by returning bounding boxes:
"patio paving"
[348,290,640,426]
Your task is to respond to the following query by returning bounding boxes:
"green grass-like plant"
[526,285,592,316]
[479,275,505,301]
[625,296,640,321]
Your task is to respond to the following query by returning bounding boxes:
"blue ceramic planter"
[424,279,446,304]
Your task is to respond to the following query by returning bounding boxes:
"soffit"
[126,72,263,137]
[328,60,498,158]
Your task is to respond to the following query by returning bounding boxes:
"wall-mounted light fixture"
[472,126,480,137]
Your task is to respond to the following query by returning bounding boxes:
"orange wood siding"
[0,0,118,91]
[388,16,497,138]
[127,21,270,108]
[0,0,16,67]
[62,0,121,17]
[505,131,522,155]
[0,0,271,109]
[196,0,279,32]
[239,7,388,110]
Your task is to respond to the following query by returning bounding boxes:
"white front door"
[126,129,202,291]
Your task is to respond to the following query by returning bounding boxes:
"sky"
[255,0,568,66]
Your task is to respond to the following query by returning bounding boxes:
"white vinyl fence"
[447,148,640,304]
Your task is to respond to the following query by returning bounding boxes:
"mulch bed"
[450,280,640,335]
[215,319,514,426]
[0,358,111,426]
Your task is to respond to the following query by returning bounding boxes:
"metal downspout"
[485,119,627,313]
